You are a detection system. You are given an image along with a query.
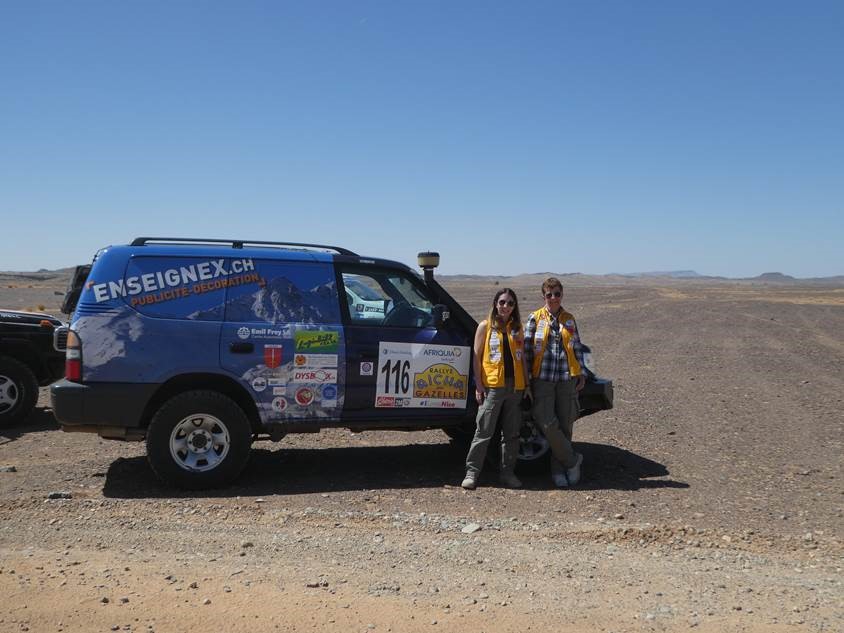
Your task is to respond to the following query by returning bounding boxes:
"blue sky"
[2,1,842,277]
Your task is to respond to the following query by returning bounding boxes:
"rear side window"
[224,260,340,324]
[124,256,261,320]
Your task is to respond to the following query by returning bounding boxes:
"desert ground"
[1,269,842,632]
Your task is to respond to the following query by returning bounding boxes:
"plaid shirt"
[524,308,585,382]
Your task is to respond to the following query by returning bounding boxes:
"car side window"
[340,270,433,328]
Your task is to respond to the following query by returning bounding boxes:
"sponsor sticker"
[294,330,339,353]
[264,344,283,369]
[271,397,288,413]
[321,384,338,406]
[294,353,338,368]
[291,368,337,384]
[295,387,315,406]
[251,377,267,392]
[413,363,468,400]
[375,395,395,408]
[272,386,286,396]
[360,361,374,376]
[242,326,284,338]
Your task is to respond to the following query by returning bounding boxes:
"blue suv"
[52,238,612,489]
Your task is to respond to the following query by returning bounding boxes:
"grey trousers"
[531,379,580,473]
[465,384,523,476]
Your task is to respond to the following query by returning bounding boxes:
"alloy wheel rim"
[519,422,550,461]
[0,375,19,414]
[169,414,231,472]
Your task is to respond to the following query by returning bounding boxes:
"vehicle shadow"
[0,407,60,444]
[102,440,686,498]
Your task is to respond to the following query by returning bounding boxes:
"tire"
[514,419,551,474]
[146,390,253,490]
[481,418,551,474]
[0,355,39,427]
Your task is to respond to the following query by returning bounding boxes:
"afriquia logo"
[422,347,463,358]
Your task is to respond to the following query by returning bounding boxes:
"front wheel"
[146,390,252,489]
[515,420,551,474]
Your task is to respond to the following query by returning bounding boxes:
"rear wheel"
[146,390,252,489]
[0,355,39,427]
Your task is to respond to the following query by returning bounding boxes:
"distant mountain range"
[1,267,842,286]
[619,270,704,278]
[440,270,844,286]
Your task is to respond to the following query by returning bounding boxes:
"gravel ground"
[1,275,842,632]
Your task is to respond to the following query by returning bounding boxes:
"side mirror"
[432,304,450,327]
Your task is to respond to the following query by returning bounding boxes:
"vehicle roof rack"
[130,237,357,256]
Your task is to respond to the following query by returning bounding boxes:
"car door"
[220,255,344,425]
[337,264,473,425]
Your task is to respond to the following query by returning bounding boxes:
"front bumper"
[578,378,613,417]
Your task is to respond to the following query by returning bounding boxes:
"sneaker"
[499,472,522,489]
[566,453,583,486]
[552,472,569,488]
[461,472,478,490]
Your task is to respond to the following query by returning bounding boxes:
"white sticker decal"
[375,342,470,409]
[271,397,288,413]
[291,368,338,384]
[489,330,502,363]
[294,353,338,368]
[360,361,374,376]
[272,386,286,395]
[251,377,267,392]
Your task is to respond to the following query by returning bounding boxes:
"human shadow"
[102,439,686,498]
[0,407,60,444]
[570,441,689,491]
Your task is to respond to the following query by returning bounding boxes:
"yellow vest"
[529,307,582,379]
[481,320,526,390]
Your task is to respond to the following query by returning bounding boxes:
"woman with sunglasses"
[461,288,531,490]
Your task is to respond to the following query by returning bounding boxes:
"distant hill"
[619,270,704,279]
[749,272,796,282]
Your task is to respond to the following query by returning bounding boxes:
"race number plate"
[375,342,470,408]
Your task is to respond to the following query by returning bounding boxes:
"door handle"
[230,342,254,354]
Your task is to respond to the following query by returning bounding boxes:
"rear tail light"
[66,330,82,382]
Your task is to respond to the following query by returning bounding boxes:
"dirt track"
[1,276,842,632]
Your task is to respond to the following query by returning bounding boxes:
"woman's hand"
[523,385,532,401]
[476,388,485,404]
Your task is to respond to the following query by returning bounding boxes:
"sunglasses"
[544,291,562,299]
[497,299,515,307]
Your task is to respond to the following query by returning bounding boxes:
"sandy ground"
[1,273,842,632]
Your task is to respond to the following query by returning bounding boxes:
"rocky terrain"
[1,271,842,632]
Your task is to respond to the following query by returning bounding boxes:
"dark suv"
[52,238,612,488]
[0,309,67,426]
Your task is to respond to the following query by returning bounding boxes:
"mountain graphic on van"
[191,277,340,324]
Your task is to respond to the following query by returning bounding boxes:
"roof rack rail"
[130,237,357,256]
